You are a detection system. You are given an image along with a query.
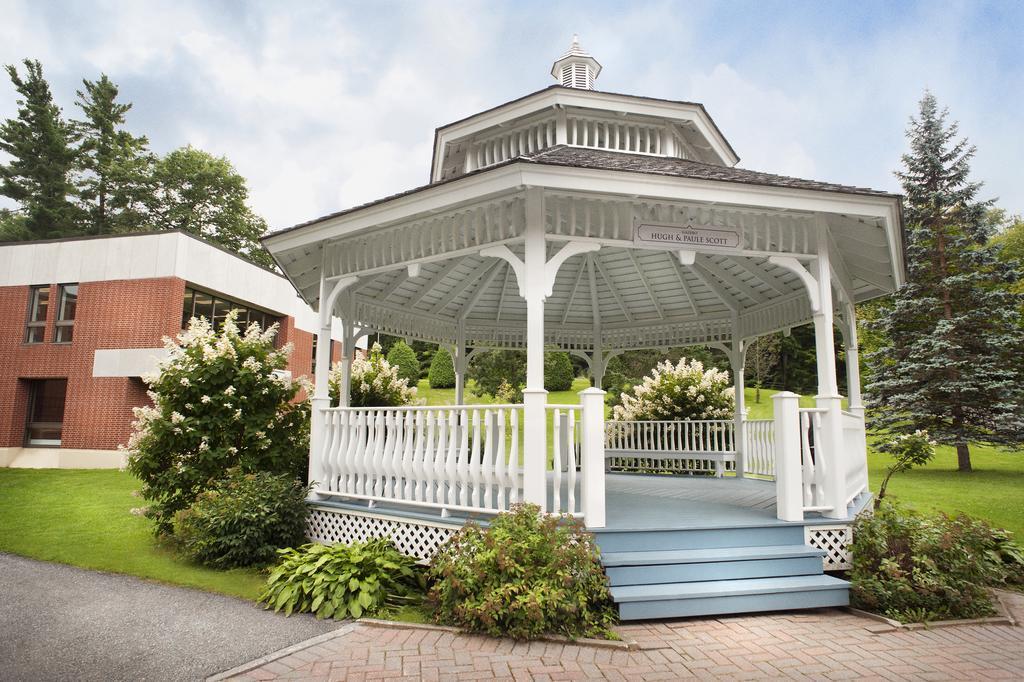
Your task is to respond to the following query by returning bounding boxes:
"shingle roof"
[265,146,897,241]
[520,146,899,199]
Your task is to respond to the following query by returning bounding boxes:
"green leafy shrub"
[173,469,310,568]
[544,351,575,391]
[260,539,422,619]
[386,340,420,385]
[850,502,1009,622]
[427,503,616,639]
[428,346,456,389]
[329,342,419,407]
[612,357,734,421]
[126,314,310,535]
[469,349,525,403]
[873,430,936,508]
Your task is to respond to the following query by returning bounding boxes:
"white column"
[590,351,605,388]
[310,275,357,486]
[730,339,746,478]
[454,323,467,405]
[579,387,606,528]
[522,188,548,508]
[842,302,863,414]
[813,245,846,519]
[772,391,803,522]
[338,320,354,408]
[310,278,333,488]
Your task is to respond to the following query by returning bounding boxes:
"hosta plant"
[126,313,309,535]
[427,503,616,640]
[612,357,735,422]
[329,342,419,407]
[260,539,423,619]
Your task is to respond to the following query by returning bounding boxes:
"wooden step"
[602,545,826,586]
[611,574,850,621]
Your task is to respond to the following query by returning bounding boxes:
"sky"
[1,0,1022,230]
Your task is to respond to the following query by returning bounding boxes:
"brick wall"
[0,277,316,451]
[0,278,185,450]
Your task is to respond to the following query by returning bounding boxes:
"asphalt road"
[0,553,342,681]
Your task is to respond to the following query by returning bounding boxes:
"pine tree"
[0,59,81,238]
[74,74,152,234]
[866,91,1024,471]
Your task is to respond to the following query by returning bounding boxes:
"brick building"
[0,230,346,468]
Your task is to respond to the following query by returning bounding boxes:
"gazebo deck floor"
[314,473,866,531]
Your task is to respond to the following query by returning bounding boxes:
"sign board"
[633,220,741,252]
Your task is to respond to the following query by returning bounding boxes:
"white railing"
[315,405,523,516]
[842,410,868,506]
[547,405,581,515]
[798,407,829,511]
[604,419,737,477]
[470,120,557,170]
[566,116,665,155]
[744,419,775,479]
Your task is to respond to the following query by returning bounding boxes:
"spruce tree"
[74,74,152,234]
[0,59,81,238]
[866,91,1024,471]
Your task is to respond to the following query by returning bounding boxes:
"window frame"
[180,286,279,334]
[24,285,49,344]
[54,283,78,344]
[24,378,68,448]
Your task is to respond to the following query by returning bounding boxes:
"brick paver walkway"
[220,592,1024,681]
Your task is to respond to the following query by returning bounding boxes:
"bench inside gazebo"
[263,38,903,620]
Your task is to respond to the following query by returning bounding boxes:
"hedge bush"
[126,313,309,535]
[469,349,526,403]
[544,351,575,391]
[261,539,422,619]
[428,346,456,389]
[173,470,310,569]
[386,340,420,385]
[427,503,616,639]
[850,502,1011,622]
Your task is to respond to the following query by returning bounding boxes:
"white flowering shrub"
[611,357,735,421]
[126,313,310,535]
[328,343,420,407]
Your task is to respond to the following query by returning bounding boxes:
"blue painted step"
[611,575,850,621]
[594,523,806,553]
[602,545,826,586]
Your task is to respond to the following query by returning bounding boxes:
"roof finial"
[551,34,602,90]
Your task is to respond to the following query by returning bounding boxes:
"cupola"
[550,34,601,90]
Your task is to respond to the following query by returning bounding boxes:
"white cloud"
[0,0,1022,225]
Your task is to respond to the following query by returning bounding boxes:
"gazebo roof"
[264,49,904,354]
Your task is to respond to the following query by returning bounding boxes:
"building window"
[54,284,78,343]
[25,285,49,343]
[180,287,277,333]
[25,379,67,447]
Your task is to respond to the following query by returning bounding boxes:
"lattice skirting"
[307,505,461,560]
[805,524,854,571]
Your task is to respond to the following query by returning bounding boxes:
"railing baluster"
[511,408,521,504]
[567,409,577,514]
[552,409,563,514]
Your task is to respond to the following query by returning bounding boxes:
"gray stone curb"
[359,617,638,650]
[207,623,357,681]
[845,589,1017,633]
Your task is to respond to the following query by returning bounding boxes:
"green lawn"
[0,469,266,600]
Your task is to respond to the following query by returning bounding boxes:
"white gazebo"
[264,38,904,619]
